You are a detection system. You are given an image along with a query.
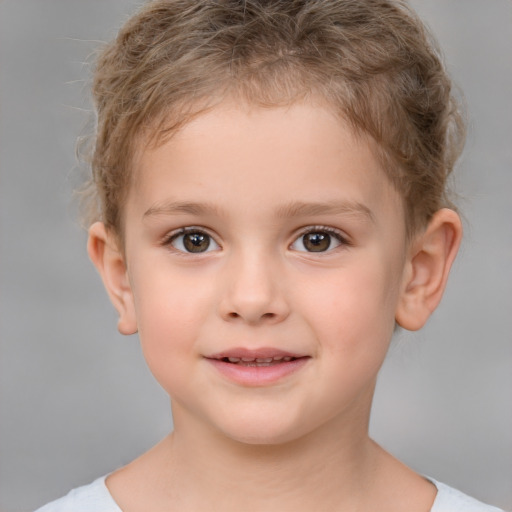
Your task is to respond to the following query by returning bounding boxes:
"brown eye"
[302,232,331,252]
[170,229,219,253]
[183,232,210,252]
[291,229,344,253]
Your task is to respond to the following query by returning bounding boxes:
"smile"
[206,348,310,386]
[218,355,299,366]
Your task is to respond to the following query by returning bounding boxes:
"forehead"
[128,100,404,229]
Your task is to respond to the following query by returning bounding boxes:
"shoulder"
[34,476,122,512]
[429,479,506,512]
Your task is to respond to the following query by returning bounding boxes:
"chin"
[228,431,293,446]
[214,414,313,447]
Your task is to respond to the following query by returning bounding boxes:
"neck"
[158,399,379,511]
[106,386,437,512]
[107,385,438,512]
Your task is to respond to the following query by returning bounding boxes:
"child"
[35,1,505,511]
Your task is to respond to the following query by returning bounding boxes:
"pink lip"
[205,347,310,386]
[208,347,304,360]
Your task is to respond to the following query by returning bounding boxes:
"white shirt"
[34,475,506,512]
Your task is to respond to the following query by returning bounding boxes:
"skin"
[89,100,462,511]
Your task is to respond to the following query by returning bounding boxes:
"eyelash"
[161,225,350,255]
[162,226,220,255]
[291,225,350,253]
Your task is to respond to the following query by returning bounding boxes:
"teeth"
[221,355,297,365]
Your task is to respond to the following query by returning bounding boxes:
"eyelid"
[161,226,221,253]
[160,224,350,254]
[290,225,351,252]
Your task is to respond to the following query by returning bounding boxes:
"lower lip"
[206,357,310,386]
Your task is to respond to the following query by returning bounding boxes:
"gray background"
[0,1,511,511]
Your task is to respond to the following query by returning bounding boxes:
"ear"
[87,222,138,335]
[395,209,462,331]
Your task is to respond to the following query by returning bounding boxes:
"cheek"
[130,268,213,389]
[299,257,400,356]
[133,262,212,331]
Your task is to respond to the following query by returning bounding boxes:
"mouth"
[207,347,307,364]
[205,348,310,386]
[215,355,302,367]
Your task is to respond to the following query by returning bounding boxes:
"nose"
[218,249,290,325]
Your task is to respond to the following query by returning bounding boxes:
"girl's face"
[121,101,409,444]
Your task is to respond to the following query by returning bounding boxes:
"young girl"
[35,1,506,510]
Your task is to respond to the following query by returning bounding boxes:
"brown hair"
[82,0,465,240]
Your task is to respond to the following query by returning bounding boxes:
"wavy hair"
[81,0,466,240]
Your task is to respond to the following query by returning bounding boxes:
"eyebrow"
[275,200,375,223]
[143,199,374,223]
[143,201,223,219]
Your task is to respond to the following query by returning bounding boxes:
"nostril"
[224,310,279,322]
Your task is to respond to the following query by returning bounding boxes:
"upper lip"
[206,347,307,361]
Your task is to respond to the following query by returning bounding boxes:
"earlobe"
[395,209,462,331]
[87,222,138,335]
